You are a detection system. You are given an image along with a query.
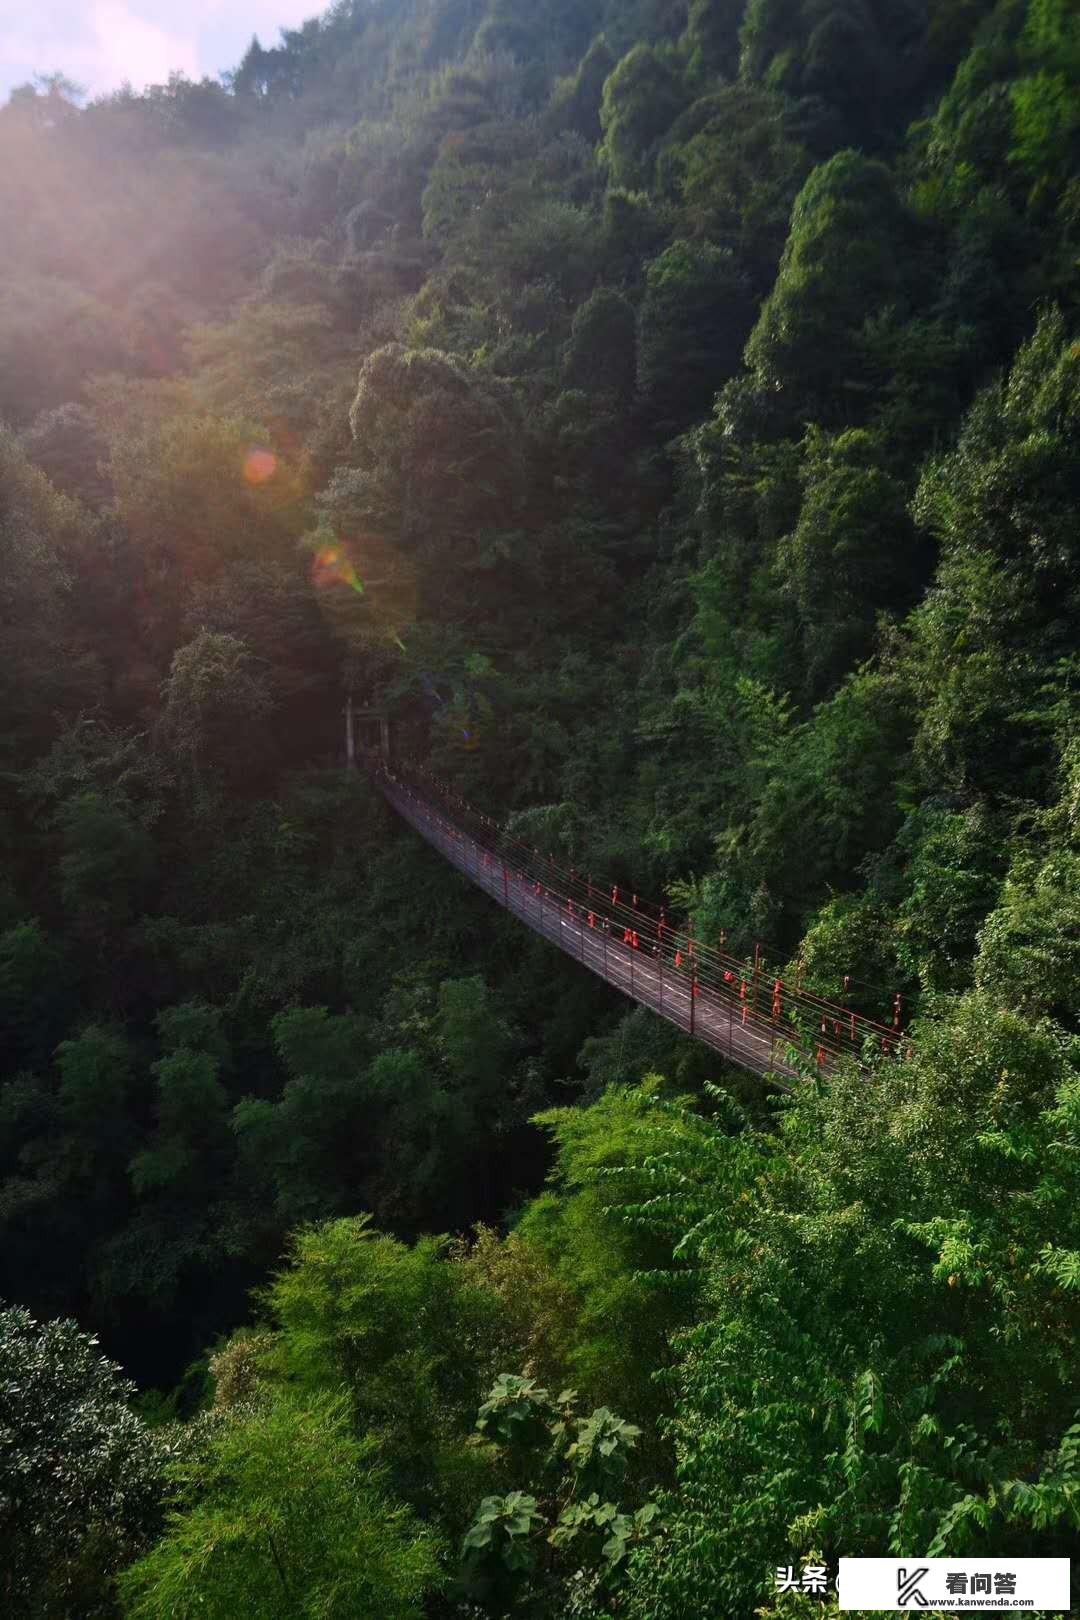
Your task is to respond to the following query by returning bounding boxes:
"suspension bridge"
[361,750,910,1088]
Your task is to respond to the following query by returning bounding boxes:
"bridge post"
[690,969,696,1037]
[350,705,390,763]
[658,949,663,1015]
[344,694,356,769]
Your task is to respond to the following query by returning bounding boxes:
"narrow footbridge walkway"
[364,754,910,1087]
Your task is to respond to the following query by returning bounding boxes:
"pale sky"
[0,0,326,103]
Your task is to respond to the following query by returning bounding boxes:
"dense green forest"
[3,0,1080,1613]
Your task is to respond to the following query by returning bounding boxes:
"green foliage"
[477,1372,562,1448]
[564,1405,642,1492]
[337,343,525,557]
[775,427,924,697]
[187,300,347,440]
[462,1370,658,1611]
[438,973,514,1096]
[20,402,112,504]
[0,280,140,428]
[564,286,637,397]
[976,848,1080,1023]
[160,631,276,790]
[738,0,930,144]
[745,150,914,422]
[463,1489,545,1572]
[599,44,682,189]
[119,1393,443,1619]
[0,1304,165,1618]
[55,1024,137,1159]
[56,791,156,939]
[232,1008,370,1227]
[657,85,812,283]
[450,1223,580,1390]
[130,1047,231,1198]
[518,1080,709,1419]
[260,1216,500,1520]
[0,919,68,1072]
[621,997,1080,1615]
[893,804,1005,993]
[684,0,746,77]
[637,238,754,430]
[1010,0,1080,186]
[601,185,671,275]
[908,308,1080,798]
[108,412,296,592]
[0,430,95,771]
[551,1493,659,1567]
[548,38,617,142]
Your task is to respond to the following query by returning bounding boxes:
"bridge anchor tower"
[345,695,391,766]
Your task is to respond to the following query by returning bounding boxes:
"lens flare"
[243,447,278,485]
[309,530,414,653]
[313,543,364,595]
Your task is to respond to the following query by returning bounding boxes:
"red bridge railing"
[363,752,913,1087]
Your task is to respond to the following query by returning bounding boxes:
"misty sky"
[0,0,324,103]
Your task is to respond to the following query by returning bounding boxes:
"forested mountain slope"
[2,1,1080,1615]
